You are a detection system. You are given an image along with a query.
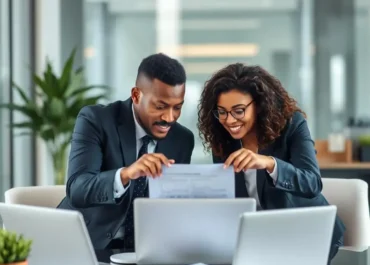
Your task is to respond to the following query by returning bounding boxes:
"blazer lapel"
[155,130,174,158]
[226,140,249,198]
[235,172,249,197]
[257,145,274,208]
[117,99,137,167]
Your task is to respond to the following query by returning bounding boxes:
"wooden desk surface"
[319,162,370,170]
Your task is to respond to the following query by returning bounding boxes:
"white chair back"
[4,185,66,208]
[321,178,369,252]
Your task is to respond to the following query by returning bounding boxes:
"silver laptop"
[133,198,256,265]
[0,203,108,265]
[232,205,337,265]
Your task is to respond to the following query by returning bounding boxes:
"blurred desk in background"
[320,162,370,170]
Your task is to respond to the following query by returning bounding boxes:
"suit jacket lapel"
[155,130,174,158]
[225,140,249,198]
[257,145,274,207]
[117,99,137,167]
[235,172,248,197]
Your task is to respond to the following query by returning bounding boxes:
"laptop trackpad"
[110,252,137,264]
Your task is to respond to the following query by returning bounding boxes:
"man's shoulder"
[80,100,126,116]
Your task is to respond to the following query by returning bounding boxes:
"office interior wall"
[0,0,12,200]
[35,0,62,185]
[2,0,367,185]
[0,0,35,199]
[12,0,34,187]
[314,0,356,139]
[35,0,83,185]
[82,0,306,163]
[355,0,370,118]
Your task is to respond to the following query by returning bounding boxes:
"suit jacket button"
[107,233,112,239]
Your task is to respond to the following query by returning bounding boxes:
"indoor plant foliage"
[0,49,108,184]
[0,229,32,265]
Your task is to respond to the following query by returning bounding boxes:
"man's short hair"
[137,53,186,86]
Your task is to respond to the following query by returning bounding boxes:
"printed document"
[148,164,235,198]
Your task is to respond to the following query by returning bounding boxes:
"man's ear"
[131,87,141,104]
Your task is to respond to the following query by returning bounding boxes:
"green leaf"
[0,230,32,263]
[67,85,109,98]
[43,61,60,97]
[58,118,75,134]
[59,48,76,93]
[34,74,56,98]
[12,82,30,103]
[39,125,55,141]
[10,122,37,130]
[49,98,65,119]
[63,70,85,97]
[67,94,106,117]
[0,103,41,124]
[75,66,83,74]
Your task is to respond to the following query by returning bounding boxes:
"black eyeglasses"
[212,101,254,121]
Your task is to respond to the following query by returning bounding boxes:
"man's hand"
[224,148,275,173]
[120,153,175,185]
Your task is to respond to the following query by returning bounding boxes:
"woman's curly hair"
[197,63,305,157]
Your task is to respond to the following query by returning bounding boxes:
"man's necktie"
[124,135,152,250]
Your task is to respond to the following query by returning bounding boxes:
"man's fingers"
[144,155,162,176]
[142,159,158,177]
[137,164,151,178]
[137,153,175,178]
[152,153,173,166]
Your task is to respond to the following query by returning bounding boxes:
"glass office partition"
[0,0,12,201]
[83,0,312,163]
[0,0,34,199]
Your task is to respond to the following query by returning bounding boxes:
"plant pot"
[360,146,370,162]
[1,260,28,265]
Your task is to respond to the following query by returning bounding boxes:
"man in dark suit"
[57,53,195,251]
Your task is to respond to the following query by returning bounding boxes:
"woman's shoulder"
[280,111,308,138]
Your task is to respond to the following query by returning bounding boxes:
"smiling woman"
[197,63,303,158]
[196,62,346,265]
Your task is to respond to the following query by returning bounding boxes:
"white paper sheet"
[148,164,235,199]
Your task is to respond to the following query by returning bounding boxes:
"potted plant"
[0,49,109,184]
[0,229,32,265]
[359,135,370,162]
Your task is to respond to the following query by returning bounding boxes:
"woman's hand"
[224,148,275,173]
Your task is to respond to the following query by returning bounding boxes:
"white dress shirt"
[113,106,157,198]
[244,158,278,209]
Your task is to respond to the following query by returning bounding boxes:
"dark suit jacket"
[57,98,195,249]
[213,111,345,246]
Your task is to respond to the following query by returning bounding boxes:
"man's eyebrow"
[156,100,184,105]
[157,100,169,105]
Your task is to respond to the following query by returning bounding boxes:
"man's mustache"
[154,121,175,127]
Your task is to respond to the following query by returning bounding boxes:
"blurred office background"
[1,0,370,200]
